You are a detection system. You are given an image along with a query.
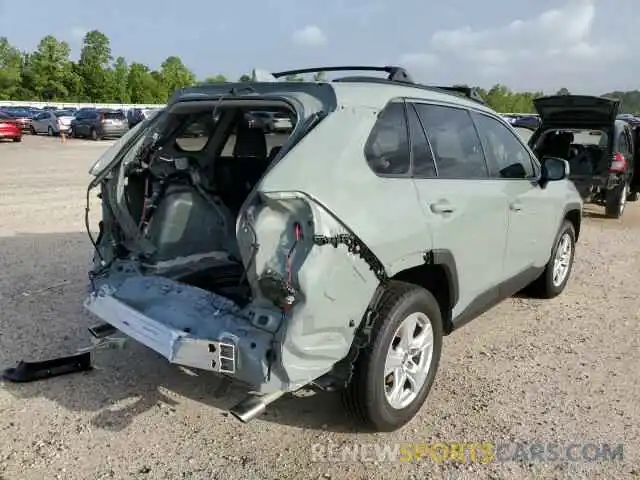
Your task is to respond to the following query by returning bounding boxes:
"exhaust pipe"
[229,390,285,423]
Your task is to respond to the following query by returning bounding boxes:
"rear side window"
[413,104,488,178]
[364,101,410,175]
[471,112,535,179]
[407,103,437,177]
[102,111,125,120]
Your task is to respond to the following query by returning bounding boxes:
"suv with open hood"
[79,66,582,432]
[528,95,640,218]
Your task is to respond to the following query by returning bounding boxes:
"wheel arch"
[563,206,581,241]
[389,249,459,334]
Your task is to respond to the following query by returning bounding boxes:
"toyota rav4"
[81,66,583,432]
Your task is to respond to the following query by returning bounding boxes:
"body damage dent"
[236,191,382,387]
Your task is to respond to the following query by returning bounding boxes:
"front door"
[470,111,560,280]
[408,101,510,318]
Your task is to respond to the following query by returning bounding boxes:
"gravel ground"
[0,135,639,480]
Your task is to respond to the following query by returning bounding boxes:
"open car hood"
[533,95,620,126]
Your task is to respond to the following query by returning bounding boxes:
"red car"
[0,111,22,142]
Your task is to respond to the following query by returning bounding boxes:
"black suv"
[70,108,129,140]
[528,95,640,218]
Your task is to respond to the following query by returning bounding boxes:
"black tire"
[13,137,22,143]
[605,182,628,218]
[29,126,37,135]
[627,190,639,202]
[90,128,100,141]
[342,281,443,432]
[526,221,576,299]
[47,126,54,137]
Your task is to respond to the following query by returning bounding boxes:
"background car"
[247,110,293,133]
[512,114,541,130]
[528,95,637,218]
[70,108,129,140]
[30,109,75,136]
[127,108,147,128]
[0,111,22,142]
[1,107,34,132]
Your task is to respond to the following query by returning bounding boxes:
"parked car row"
[0,106,134,142]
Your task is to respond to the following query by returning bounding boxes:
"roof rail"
[272,66,415,83]
[331,76,487,105]
[431,85,487,105]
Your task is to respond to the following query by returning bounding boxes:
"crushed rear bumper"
[83,275,282,392]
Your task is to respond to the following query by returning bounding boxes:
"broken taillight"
[610,152,627,173]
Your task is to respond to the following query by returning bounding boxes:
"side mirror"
[539,156,570,187]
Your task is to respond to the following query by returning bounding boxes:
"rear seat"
[216,124,270,213]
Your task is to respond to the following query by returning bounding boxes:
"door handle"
[430,201,456,214]
[510,202,523,212]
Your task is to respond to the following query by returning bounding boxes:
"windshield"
[55,110,73,117]
[8,109,30,117]
[0,111,12,120]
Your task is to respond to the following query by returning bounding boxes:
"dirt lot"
[0,135,639,480]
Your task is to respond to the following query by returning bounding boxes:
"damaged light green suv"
[83,66,583,432]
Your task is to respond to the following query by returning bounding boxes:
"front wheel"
[605,181,628,218]
[12,136,22,143]
[526,220,576,299]
[342,281,443,432]
[90,128,100,141]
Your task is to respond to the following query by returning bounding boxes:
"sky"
[1,0,639,94]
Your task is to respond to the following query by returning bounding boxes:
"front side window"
[364,101,410,175]
[471,112,535,179]
[414,103,488,178]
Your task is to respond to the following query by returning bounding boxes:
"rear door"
[470,111,560,276]
[409,101,510,319]
[615,124,633,177]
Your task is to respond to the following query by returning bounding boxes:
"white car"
[249,110,293,133]
[30,110,75,136]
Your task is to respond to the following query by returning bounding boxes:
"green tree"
[128,63,163,103]
[238,74,252,82]
[112,56,130,103]
[26,35,74,100]
[204,74,227,83]
[0,37,22,99]
[160,56,196,97]
[78,30,114,102]
[556,87,570,95]
[285,74,304,82]
[313,71,325,81]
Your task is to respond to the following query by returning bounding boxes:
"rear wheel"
[13,136,21,143]
[605,181,628,218]
[627,190,639,202]
[47,126,54,136]
[90,128,100,141]
[30,126,37,135]
[342,281,443,432]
